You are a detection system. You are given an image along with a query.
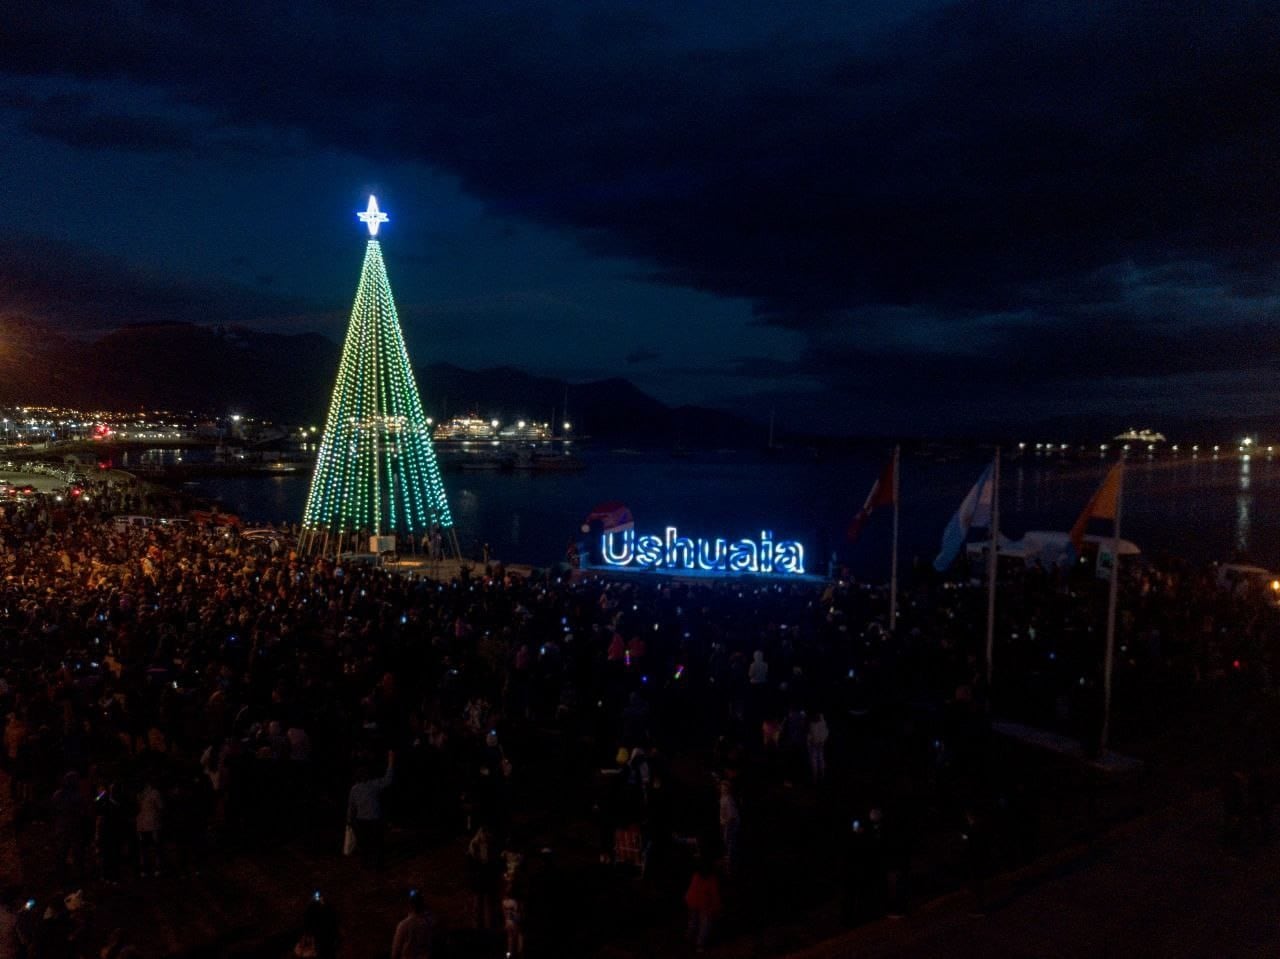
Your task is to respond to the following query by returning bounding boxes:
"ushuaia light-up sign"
[601,527,805,576]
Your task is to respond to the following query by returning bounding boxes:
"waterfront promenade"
[3,485,1279,958]
[2,766,1265,958]
[791,789,1267,959]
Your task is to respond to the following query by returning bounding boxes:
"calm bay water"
[189,449,1279,576]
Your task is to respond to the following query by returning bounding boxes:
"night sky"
[2,2,1279,435]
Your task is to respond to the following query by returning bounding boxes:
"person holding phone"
[300,890,339,959]
[346,750,395,869]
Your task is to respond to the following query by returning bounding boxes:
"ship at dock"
[431,414,585,472]
[1114,428,1167,444]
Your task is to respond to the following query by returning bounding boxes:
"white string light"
[357,195,389,236]
[301,203,454,548]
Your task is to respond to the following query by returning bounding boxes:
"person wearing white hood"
[748,650,768,686]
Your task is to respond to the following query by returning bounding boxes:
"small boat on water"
[457,455,512,471]
[438,449,513,471]
[514,449,586,472]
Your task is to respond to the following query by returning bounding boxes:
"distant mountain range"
[0,318,763,447]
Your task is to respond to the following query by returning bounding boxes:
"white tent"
[966,530,1139,568]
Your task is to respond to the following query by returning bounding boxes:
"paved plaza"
[791,791,1272,959]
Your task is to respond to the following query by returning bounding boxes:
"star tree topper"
[358,195,389,236]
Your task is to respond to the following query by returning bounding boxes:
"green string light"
[301,223,454,551]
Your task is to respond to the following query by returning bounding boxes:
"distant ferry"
[431,413,556,443]
[1114,428,1166,444]
[431,414,499,441]
[432,412,584,472]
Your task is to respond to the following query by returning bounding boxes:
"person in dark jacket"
[301,890,340,959]
[94,781,128,884]
[390,889,433,959]
[465,825,500,929]
[684,858,722,949]
[50,773,89,889]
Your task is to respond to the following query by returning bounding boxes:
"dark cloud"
[794,316,1280,396]
[23,95,196,153]
[3,2,1280,429]
[625,348,660,365]
[0,234,321,332]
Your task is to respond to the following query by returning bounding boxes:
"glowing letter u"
[697,538,727,571]
[602,530,634,565]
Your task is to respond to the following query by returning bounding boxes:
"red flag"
[847,453,897,542]
[1069,462,1123,552]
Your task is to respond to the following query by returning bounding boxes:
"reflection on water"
[119,448,203,467]
[189,450,1280,573]
[1238,456,1252,553]
[452,488,479,524]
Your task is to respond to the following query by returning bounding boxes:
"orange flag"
[1069,462,1124,552]
[847,453,897,542]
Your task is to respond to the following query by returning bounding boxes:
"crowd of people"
[0,474,1277,957]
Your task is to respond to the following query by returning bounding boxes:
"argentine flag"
[933,462,995,571]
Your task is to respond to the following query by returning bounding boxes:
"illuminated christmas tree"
[300,196,455,556]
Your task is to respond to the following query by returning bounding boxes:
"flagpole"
[889,444,900,632]
[985,446,1000,687]
[1100,461,1125,755]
